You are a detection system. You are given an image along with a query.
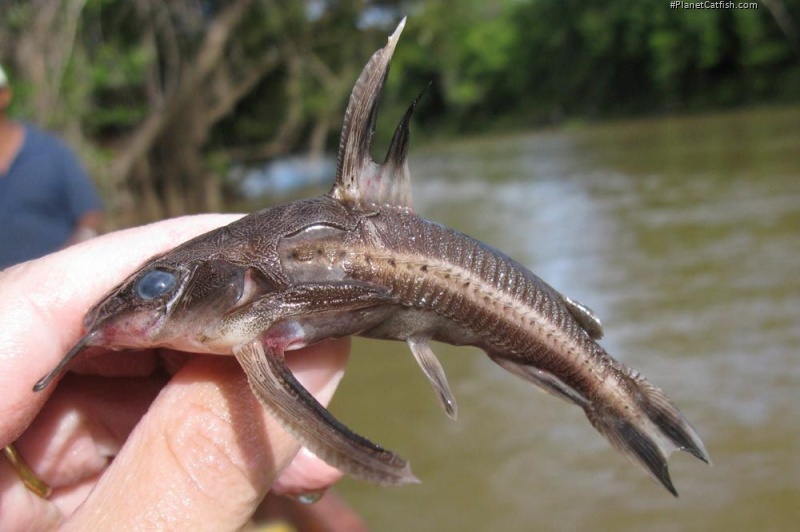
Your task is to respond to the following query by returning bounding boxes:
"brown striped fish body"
[35,19,709,495]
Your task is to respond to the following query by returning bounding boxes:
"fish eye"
[135,269,177,300]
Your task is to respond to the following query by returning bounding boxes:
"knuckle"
[162,401,263,510]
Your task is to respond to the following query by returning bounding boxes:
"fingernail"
[289,489,326,505]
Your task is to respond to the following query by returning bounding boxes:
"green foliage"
[387,0,800,131]
[3,0,798,168]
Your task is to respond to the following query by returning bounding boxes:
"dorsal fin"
[330,18,416,212]
[374,84,428,210]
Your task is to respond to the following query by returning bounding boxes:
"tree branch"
[204,48,282,127]
[110,0,254,185]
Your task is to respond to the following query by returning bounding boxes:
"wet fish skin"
[34,18,709,495]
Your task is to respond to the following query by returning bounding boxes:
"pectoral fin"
[407,337,457,420]
[233,340,418,486]
[220,281,395,342]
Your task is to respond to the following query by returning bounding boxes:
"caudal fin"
[586,373,711,496]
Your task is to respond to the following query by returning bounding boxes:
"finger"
[0,455,61,530]
[0,214,242,445]
[16,373,169,489]
[271,446,344,496]
[64,339,349,530]
[254,491,369,531]
[0,373,168,530]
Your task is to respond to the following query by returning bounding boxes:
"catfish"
[34,19,709,495]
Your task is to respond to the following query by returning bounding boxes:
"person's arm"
[55,138,105,247]
[0,215,345,529]
[65,210,104,246]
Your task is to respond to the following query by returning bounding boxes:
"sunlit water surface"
[325,106,800,531]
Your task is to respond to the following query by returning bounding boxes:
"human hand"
[0,215,347,529]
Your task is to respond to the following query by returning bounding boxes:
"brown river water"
[320,106,800,531]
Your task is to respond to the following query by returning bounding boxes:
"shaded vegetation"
[390,0,800,131]
[0,0,797,224]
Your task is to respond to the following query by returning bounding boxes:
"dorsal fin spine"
[330,18,415,211]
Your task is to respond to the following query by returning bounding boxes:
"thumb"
[63,340,348,530]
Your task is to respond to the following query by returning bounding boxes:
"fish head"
[87,258,250,348]
[34,256,262,392]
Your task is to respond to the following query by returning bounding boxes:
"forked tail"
[493,356,710,496]
[585,371,711,496]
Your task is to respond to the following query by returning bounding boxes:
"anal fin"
[490,355,588,408]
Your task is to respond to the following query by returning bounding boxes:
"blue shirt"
[0,124,103,269]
